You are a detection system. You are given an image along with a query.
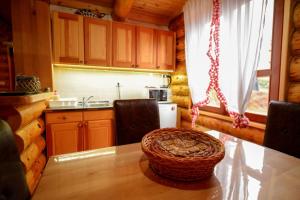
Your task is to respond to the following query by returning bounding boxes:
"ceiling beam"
[112,0,134,21]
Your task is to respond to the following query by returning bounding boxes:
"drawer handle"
[61,116,67,120]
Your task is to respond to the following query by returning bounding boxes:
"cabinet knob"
[131,64,135,68]
[84,121,88,126]
[79,60,83,64]
[135,64,138,68]
[62,116,67,120]
[77,122,83,128]
[156,66,160,69]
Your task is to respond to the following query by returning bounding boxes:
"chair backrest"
[113,99,160,145]
[264,101,300,158]
[0,119,30,200]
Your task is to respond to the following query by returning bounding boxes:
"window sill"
[198,110,266,130]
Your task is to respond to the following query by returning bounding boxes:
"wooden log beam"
[180,108,265,144]
[0,101,46,131]
[291,31,300,55]
[172,95,191,108]
[15,118,45,152]
[290,56,300,81]
[169,13,184,31]
[171,74,188,85]
[20,136,46,171]
[26,153,46,194]
[112,0,135,21]
[176,50,185,62]
[174,61,187,75]
[171,85,190,96]
[176,26,185,39]
[294,3,300,28]
[176,38,185,51]
[288,82,300,103]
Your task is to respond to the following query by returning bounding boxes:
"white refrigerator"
[158,103,177,128]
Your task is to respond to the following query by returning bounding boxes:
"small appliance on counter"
[146,87,171,103]
[161,74,172,88]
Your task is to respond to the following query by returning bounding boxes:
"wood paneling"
[84,18,111,66]
[11,0,52,89]
[112,22,136,67]
[156,30,175,70]
[128,0,186,25]
[136,26,156,69]
[52,12,84,64]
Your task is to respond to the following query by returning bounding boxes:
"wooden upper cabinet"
[52,12,84,64]
[136,27,156,69]
[156,30,176,70]
[112,22,136,68]
[84,18,111,66]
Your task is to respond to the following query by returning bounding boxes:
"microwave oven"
[148,88,171,102]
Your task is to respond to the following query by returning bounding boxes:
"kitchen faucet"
[82,96,94,107]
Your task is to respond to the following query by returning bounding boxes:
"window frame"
[197,0,283,124]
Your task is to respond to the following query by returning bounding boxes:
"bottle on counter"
[52,90,60,100]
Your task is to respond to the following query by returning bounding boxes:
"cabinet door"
[47,122,83,156]
[112,22,136,68]
[84,18,111,66]
[52,12,84,64]
[84,120,113,150]
[156,30,175,70]
[136,27,156,69]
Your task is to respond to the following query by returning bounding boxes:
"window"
[198,0,283,124]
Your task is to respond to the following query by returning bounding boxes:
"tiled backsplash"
[53,67,164,102]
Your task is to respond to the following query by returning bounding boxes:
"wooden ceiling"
[50,0,187,26]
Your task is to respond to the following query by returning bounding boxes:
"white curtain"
[184,0,212,105]
[219,0,268,115]
[184,0,269,127]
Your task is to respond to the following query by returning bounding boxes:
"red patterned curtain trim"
[191,0,249,128]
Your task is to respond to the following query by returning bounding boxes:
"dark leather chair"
[264,101,300,158]
[113,99,160,145]
[0,119,30,200]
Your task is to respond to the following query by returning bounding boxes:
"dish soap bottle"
[52,90,60,100]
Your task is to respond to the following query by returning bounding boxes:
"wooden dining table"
[32,130,300,200]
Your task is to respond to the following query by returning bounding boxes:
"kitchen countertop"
[45,104,113,112]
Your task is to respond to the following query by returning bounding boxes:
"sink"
[78,100,111,108]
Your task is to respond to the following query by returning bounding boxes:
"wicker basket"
[141,128,225,181]
[16,75,41,94]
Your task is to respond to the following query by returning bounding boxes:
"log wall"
[289,2,300,103]
[169,14,266,144]
[0,101,47,195]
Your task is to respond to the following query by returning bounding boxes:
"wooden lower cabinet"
[84,120,113,150]
[46,109,114,156]
[48,122,83,156]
